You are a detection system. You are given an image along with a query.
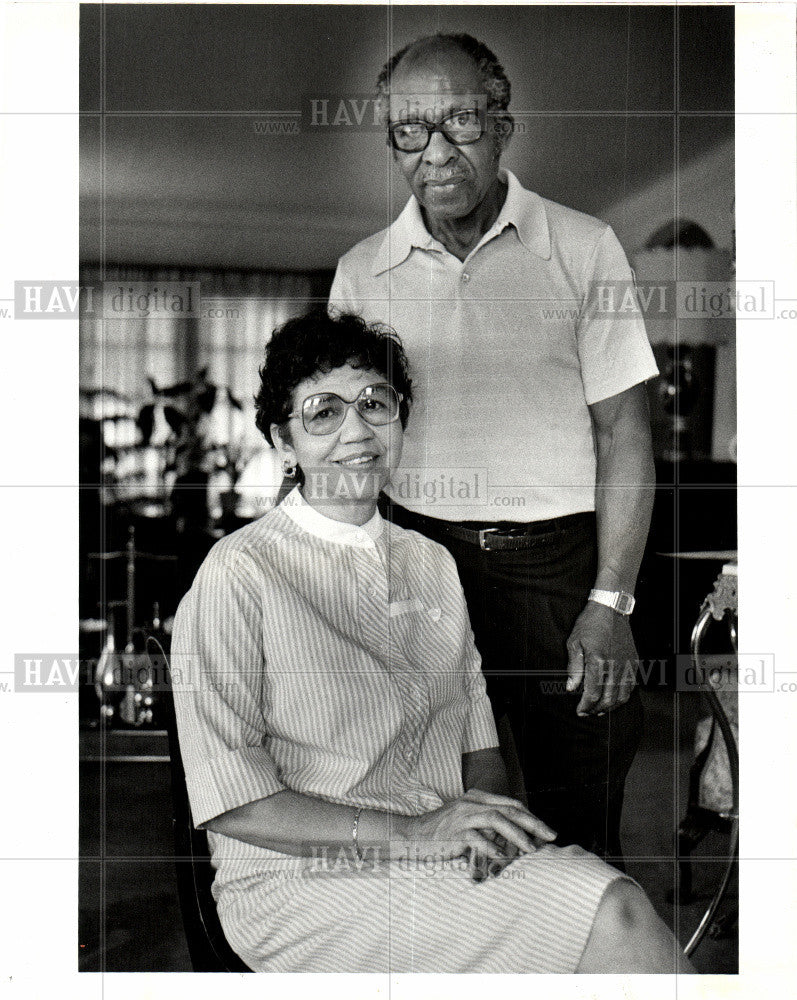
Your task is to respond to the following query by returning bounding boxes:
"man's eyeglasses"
[290,383,402,436]
[387,109,484,153]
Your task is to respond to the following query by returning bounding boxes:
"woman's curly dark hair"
[254,308,413,447]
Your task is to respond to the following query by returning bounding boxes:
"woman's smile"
[334,452,380,468]
[273,363,404,524]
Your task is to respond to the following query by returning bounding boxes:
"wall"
[80,4,734,270]
[601,136,735,253]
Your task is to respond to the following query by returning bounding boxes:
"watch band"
[588,588,636,615]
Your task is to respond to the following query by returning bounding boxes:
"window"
[80,265,328,517]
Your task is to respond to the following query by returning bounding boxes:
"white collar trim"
[371,168,550,273]
[280,486,384,547]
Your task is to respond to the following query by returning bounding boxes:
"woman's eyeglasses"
[387,109,484,153]
[291,383,402,436]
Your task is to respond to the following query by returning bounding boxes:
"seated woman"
[172,309,694,974]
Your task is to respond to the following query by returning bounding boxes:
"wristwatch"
[588,589,636,616]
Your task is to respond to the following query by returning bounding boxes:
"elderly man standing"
[329,33,657,862]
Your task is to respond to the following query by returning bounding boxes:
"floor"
[78,688,738,974]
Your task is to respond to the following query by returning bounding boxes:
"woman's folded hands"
[395,788,556,881]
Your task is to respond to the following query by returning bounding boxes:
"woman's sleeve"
[171,547,286,828]
[461,632,500,754]
[433,546,499,754]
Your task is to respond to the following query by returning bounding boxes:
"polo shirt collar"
[280,485,384,547]
[370,168,551,275]
[371,197,440,276]
[491,169,551,260]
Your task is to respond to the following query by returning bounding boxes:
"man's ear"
[493,113,514,154]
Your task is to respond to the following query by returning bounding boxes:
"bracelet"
[352,806,364,861]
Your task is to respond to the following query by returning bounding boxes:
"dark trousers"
[385,501,643,863]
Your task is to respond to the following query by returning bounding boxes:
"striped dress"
[171,487,623,973]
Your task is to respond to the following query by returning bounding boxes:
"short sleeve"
[577,226,659,405]
[171,549,285,827]
[433,546,499,754]
[461,636,500,754]
[328,260,357,315]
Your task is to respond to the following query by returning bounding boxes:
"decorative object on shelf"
[652,343,715,462]
[91,525,177,728]
[631,219,735,463]
[645,218,715,251]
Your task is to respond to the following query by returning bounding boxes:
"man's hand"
[565,601,639,716]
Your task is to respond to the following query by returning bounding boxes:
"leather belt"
[401,510,593,551]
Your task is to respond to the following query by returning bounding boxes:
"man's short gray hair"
[375,33,511,125]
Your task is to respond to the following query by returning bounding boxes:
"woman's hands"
[208,785,555,883]
[400,788,556,880]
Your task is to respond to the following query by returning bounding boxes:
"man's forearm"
[593,444,654,594]
[590,386,656,594]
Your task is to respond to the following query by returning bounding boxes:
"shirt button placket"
[354,548,389,655]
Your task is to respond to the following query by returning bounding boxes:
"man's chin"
[421,197,475,224]
[417,183,474,214]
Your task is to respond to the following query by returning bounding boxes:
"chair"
[674,564,739,957]
[147,636,252,973]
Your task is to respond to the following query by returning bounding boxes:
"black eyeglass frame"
[289,382,403,436]
[387,108,487,153]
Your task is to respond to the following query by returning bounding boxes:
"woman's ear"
[270,423,296,466]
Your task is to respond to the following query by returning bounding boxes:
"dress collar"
[370,168,551,275]
[279,486,384,547]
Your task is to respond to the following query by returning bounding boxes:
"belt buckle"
[478,528,502,551]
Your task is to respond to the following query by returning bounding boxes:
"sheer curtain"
[80,265,317,512]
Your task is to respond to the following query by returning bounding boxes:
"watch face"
[616,593,635,614]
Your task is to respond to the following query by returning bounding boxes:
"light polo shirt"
[171,486,497,891]
[330,169,658,522]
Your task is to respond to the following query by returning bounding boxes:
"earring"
[282,458,297,478]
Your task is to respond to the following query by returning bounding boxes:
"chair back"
[148,636,251,973]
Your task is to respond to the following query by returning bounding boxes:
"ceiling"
[80,4,735,270]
